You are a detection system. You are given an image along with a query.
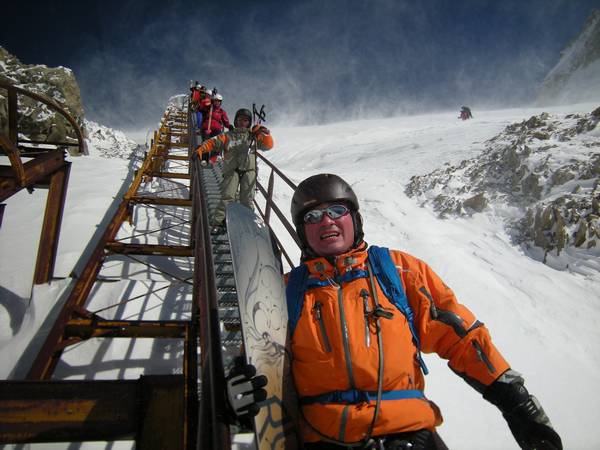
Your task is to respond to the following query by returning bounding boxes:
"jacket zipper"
[360,289,371,348]
[472,340,496,374]
[335,269,356,389]
[313,302,332,353]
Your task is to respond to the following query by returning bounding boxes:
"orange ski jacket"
[195,127,273,171]
[287,243,510,443]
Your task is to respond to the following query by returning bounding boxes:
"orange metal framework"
[0,106,198,449]
[0,86,305,449]
[0,81,85,284]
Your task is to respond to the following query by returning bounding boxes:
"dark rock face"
[0,46,85,144]
[405,108,600,265]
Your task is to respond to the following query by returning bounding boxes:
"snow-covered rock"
[0,45,85,144]
[84,119,143,159]
[405,107,600,272]
[1,46,143,160]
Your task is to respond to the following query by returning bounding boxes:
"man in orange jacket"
[293,174,562,449]
[229,173,562,450]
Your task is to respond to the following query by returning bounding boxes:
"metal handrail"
[256,151,296,189]
[254,151,301,268]
[189,100,230,450]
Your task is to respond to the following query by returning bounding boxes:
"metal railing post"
[264,170,275,225]
[33,159,71,284]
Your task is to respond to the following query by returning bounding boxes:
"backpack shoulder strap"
[368,246,429,375]
[286,264,309,338]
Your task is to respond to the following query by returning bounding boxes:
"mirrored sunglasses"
[303,204,350,224]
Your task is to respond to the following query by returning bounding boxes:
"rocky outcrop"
[84,120,140,159]
[405,108,600,267]
[0,46,85,143]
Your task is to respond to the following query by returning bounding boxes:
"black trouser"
[304,429,449,450]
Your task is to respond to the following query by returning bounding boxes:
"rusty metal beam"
[26,111,194,379]
[0,150,67,202]
[138,376,186,450]
[147,171,191,180]
[129,196,192,207]
[0,80,87,156]
[27,111,192,380]
[34,161,71,284]
[2,105,197,448]
[163,155,189,160]
[0,376,184,446]
[0,380,136,443]
[18,138,80,147]
[0,133,25,187]
[26,200,131,380]
[124,138,174,202]
[7,88,17,145]
[105,242,193,257]
[65,319,188,339]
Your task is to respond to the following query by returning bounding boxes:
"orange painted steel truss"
[1,105,197,449]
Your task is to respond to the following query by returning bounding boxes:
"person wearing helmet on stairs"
[230,173,563,450]
[190,84,211,131]
[194,107,273,234]
[201,92,231,141]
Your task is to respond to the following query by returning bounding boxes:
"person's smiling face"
[304,203,354,257]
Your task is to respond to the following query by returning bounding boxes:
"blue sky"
[1,0,597,128]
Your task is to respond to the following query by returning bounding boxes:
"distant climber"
[459,105,473,120]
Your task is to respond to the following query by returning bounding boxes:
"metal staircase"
[200,163,243,360]
[1,103,199,449]
[1,86,302,449]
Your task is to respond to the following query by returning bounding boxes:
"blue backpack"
[286,246,428,374]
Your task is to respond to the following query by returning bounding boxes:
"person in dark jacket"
[459,106,473,120]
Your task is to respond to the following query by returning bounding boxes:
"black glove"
[483,370,562,450]
[225,358,268,425]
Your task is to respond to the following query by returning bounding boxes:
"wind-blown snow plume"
[537,9,600,105]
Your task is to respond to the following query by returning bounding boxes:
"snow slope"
[1,103,599,449]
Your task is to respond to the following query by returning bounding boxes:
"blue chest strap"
[368,246,428,375]
[300,388,425,405]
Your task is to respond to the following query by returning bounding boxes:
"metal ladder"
[199,163,243,368]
